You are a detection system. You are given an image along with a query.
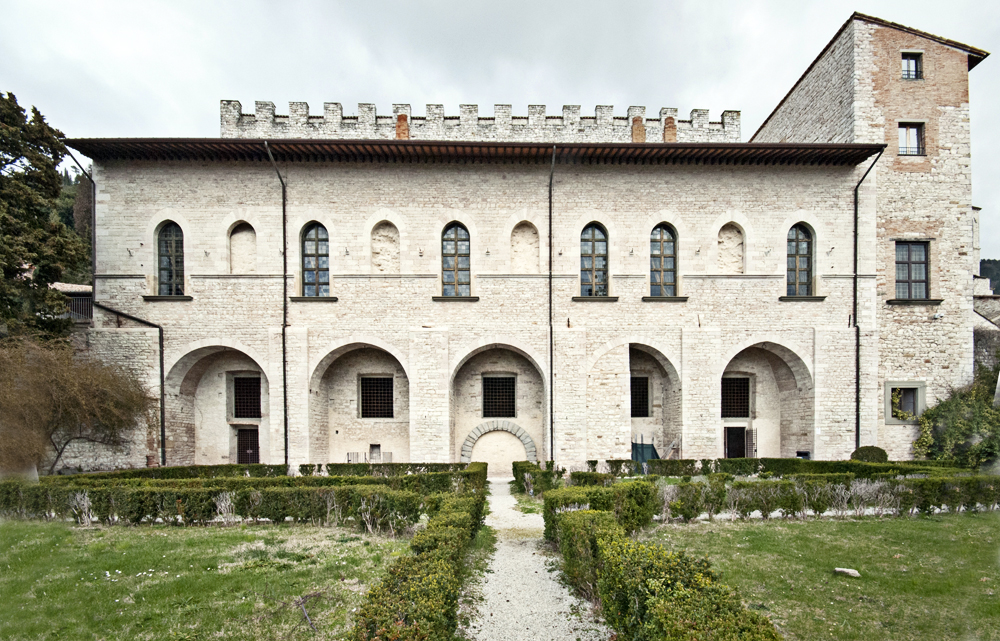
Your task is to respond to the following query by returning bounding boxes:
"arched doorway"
[451,345,546,473]
[629,344,682,460]
[311,345,410,464]
[719,342,814,459]
[165,346,270,465]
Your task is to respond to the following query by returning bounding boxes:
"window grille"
[902,53,922,80]
[483,377,516,418]
[631,377,650,418]
[895,242,928,299]
[898,123,924,155]
[649,224,676,296]
[786,224,812,296]
[237,429,259,464]
[233,377,262,419]
[721,378,750,418]
[580,224,608,296]
[442,223,471,296]
[360,377,393,418]
[158,222,184,295]
[302,223,330,297]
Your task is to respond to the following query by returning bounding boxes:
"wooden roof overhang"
[66,138,885,167]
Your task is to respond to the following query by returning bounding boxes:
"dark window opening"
[721,378,750,418]
[892,387,918,419]
[902,52,923,80]
[233,377,261,419]
[895,242,929,299]
[725,427,746,459]
[898,123,925,156]
[631,377,650,418]
[360,377,393,418]
[580,224,608,296]
[302,223,330,297]
[649,224,676,297]
[786,224,812,296]
[442,223,471,297]
[483,376,516,418]
[158,222,184,296]
[237,429,259,464]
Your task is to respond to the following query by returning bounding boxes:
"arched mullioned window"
[157,221,184,296]
[787,224,812,296]
[302,223,330,297]
[442,223,470,296]
[580,223,608,296]
[650,224,676,297]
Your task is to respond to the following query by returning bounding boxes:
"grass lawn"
[0,520,408,640]
[642,512,1000,641]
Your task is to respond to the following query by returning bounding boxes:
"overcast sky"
[3,0,997,258]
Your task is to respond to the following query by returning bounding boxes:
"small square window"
[885,381,926,424]
[483,376,516,418]
[898,123,924,156]
[902,53,922,80]
[721,378,750,418]
[233,377,261,419]
[360,377,393,418]
[631,377,650,418]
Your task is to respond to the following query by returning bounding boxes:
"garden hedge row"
[511,461,562,494]
[662,475,1000,521]
[638,457,966,478]
[556,510,781,640]
[349,462,487,641]
[543,480,657,540]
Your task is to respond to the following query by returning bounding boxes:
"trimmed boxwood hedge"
[543,480,657,541]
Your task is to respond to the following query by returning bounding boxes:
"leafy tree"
[913,358,1000,468]
[1,92,88,336]
[0,338,155,475]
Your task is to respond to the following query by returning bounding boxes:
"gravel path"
[467,480,610,641]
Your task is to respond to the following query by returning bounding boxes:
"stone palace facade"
[64,13,991,472]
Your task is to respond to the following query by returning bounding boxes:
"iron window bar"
[233,377,262,419]
[631,377,650,418]
[483,376,516,418]
[360,377,394,418]
[902,53,923,80]
[721,378,750,418]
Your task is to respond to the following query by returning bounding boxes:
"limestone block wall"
[221,101,741,143]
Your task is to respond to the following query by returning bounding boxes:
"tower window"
[649,224,676,297]
[895,242,929,299]
[902,53,922,80]
[442,223,471,297]
[786,224,812,296]
[898,123,925,156]
[580,224,608,296]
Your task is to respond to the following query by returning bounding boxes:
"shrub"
[511,461,557,495]
[543,487,592,541]
[557,510,624,599]
[851,446,889,463]
[570,471,614,487]
[670,482,705,522]
[716,458,761,476]
[606,459,641,477]
[609,480,658,533]
[647,459,699,477]
[642,583,782,640]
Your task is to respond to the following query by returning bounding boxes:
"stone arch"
[310,337,410,391]
[164,345,271,466]
[510,221,539,273]
[460,420,537,463]
[370,220,400,274]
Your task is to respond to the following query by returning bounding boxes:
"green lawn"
[0,520,408,640]
[642,512,1000,641]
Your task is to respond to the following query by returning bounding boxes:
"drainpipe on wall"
[264,142,290,468]
[548,145,557,463]
[853,147,885,451]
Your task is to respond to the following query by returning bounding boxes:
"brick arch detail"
[460,420,537,463]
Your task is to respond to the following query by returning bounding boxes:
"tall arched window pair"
[578,223,677,297]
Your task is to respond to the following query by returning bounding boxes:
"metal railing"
[67,295,93,322]
[898,146,925,156]
[346,452,393,464]
[901,69,922,80]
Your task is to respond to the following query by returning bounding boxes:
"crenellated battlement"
[220,101,741,143]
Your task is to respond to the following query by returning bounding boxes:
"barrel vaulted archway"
[460,420,537,463]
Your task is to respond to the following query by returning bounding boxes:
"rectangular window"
[360,377,393,418]
[893,387,917,418]
[237,429,259,464]
[901,53,922,79]
[233,377,262,419]
[483,376,516,418]
[721,377,750,418]
[895,242,929,299]
[631,377,650,418]
[898,123,924,155]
